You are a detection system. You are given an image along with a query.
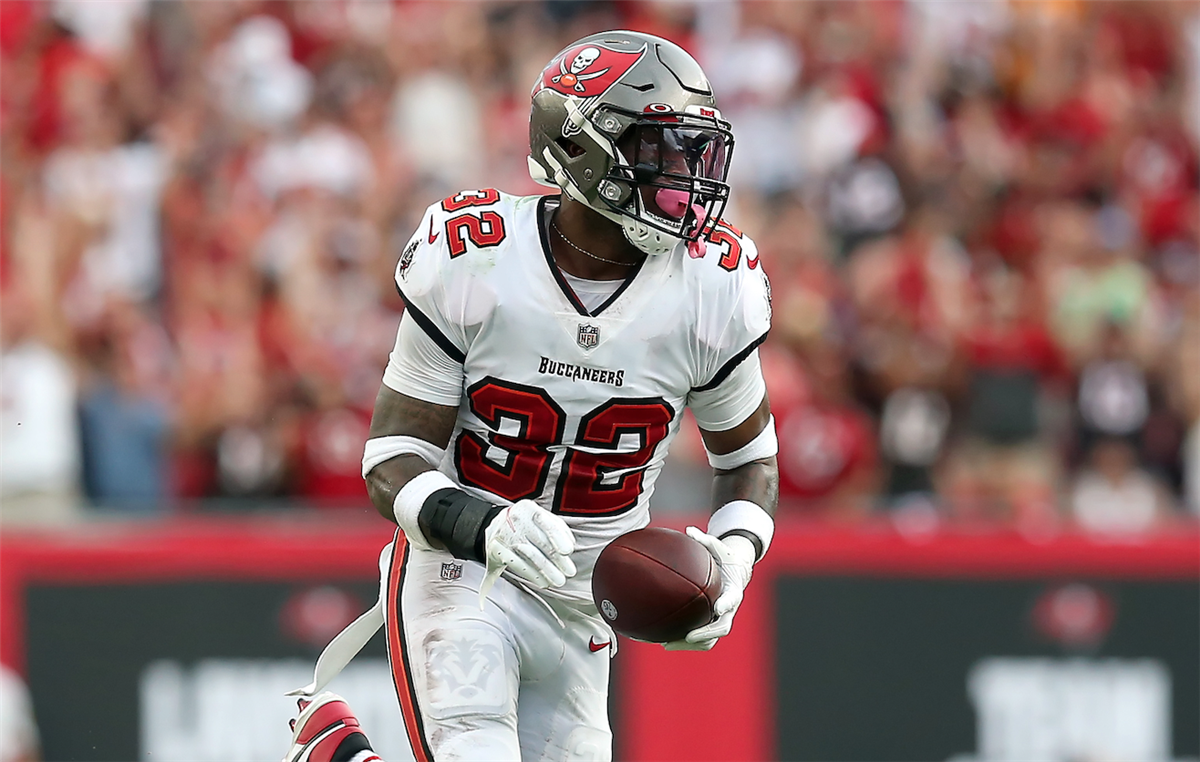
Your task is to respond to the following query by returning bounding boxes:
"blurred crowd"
[1,0,1197,535]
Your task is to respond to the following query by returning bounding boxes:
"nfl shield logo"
[440,562,462,581]
[577,324,600,349]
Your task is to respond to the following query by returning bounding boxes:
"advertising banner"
[774,577,1198,762]
[26,580,407,762]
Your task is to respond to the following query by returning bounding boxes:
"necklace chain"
[551,218,641,267]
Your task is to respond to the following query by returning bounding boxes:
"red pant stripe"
[386,531,434,762]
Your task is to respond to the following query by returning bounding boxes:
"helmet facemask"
[597,107,733,254]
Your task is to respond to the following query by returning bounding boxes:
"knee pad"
[561,727,612,762]
[558,688,612,762]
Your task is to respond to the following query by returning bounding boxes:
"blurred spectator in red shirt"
[849,202,972,345]
[846,202,965,515]
[944,263,1069,526]
[291,385,373,508]
[775,341,878,520]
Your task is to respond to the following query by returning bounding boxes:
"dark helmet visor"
[626,119,732,186]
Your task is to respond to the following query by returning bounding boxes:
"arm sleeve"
[688,349,767,431]
[382,311,464,406]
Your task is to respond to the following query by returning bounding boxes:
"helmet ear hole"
[555,138,586,158]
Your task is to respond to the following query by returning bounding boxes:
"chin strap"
[620,214,680,256]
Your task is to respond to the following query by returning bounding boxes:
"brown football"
[592,527,724,643]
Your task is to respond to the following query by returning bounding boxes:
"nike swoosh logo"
[428,216,439,244]
[589,637,611,652]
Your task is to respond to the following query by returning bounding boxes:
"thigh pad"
[421,626,514,721]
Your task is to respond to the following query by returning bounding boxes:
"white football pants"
[385,533,616,762]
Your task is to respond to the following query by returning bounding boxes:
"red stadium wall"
[2,517,1197,761]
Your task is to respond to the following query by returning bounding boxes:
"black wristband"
[418,488,503,562]
[717,529,763,561]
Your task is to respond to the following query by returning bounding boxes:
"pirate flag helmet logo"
[537,43,646,100]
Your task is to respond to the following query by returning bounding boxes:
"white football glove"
[479,500,576,605]
[663,527,756,651]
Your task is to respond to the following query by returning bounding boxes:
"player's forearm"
[702,456,778,567]
[364,384,459,523]
[711,456,778,517]
[366,455,436,523]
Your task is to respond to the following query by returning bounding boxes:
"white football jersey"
[388,189,771,603]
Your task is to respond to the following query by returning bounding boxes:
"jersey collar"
[537,196,646,318]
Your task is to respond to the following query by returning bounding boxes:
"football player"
[284,30,778,762]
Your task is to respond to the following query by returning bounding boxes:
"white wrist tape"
[707,500,774,562]
[362,435,446,479]
[705,415,777,470]
[391,469,457,551]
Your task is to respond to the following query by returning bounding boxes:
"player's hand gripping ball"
[591,527,725,643]
[483,499,576,589]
